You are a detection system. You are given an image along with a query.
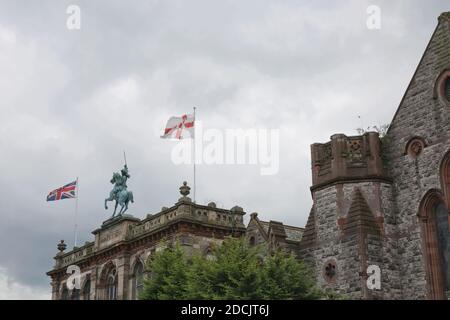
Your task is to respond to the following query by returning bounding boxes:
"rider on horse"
[110,165,130,199]
[105,164,134,218]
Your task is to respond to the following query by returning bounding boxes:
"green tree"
[192,238,264,299]
[141,238,325,300]
[260,249,322,299]
[139,243,189,300]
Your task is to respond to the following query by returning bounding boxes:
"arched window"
[445,77,450,102]
[106,269,118,300]
[434,70,450,104]
[435,202,449,292]
[249,236,256,246]
[82,279,91,300]
[441,152,450,209]
[419,190,449,299]
[131,262,144,300]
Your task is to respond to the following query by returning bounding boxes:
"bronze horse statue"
[105,167,134,218]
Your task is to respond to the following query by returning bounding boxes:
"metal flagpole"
[74,177,79,248]
[193,107,196,203]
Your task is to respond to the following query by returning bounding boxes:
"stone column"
[90,267,98,300]
[51,280,60,300]
[116,254,130,300]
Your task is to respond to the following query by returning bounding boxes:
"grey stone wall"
[309,181,399,299]
[384,14,450,299]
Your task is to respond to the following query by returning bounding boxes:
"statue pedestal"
[101,214,138,227]
[92,214,141,251]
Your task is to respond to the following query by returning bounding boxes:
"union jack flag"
[46,180,77,201]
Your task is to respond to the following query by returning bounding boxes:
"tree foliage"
[140,238,324,300]
[139,243,188,300]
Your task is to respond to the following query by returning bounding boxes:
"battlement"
[310,132,390,190]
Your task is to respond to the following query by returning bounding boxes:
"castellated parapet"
[310,132,390,190]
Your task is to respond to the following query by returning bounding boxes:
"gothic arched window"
[445,77,450,102]
[435,202,449,291]
[82,279,91,300]
[106,269,118,300]
[131,262,144,300]
[419,190,449,299]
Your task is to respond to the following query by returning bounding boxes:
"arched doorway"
[419,190,449,299]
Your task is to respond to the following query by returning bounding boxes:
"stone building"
[298,12,450,299]
[47,12,450,300]
[246,212,304,253]
[46,182,246,300]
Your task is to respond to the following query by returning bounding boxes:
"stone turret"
[300,132,395,299]
[311,132,389,190]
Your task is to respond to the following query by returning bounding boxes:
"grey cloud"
[0,0,448,297]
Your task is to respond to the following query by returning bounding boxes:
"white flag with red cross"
[161,114,195,139]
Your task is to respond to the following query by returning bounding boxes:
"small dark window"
[445,77,450,102]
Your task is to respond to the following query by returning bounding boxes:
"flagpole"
[74,177,79,248]
[193,107,196,203]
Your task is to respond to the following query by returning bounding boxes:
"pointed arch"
[418,189,448,299]
[440,151,450,211]
[98,261,118,300]
[130,257,145,300]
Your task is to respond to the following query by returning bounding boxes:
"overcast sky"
[0,0,448,299]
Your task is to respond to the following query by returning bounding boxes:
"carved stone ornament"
[406,137,426,159]
[324,260,337,283]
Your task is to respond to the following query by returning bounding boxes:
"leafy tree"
[260,249,322,299]
[191,237,264,299]
[140,237,325,300]
[139,243,189,300]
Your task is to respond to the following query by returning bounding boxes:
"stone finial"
[57,240,66,254]
[177,181,192,203]
[179,181,191,197]
[250,212,258,219]
[230,205,244,213]
[207,202,216,208]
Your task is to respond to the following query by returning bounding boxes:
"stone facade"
[47,12,450,300]
[298,12,450,300]
[46,182,246,300]
[246,212,304,253]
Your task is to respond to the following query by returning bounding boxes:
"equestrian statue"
[104,163,134,218]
